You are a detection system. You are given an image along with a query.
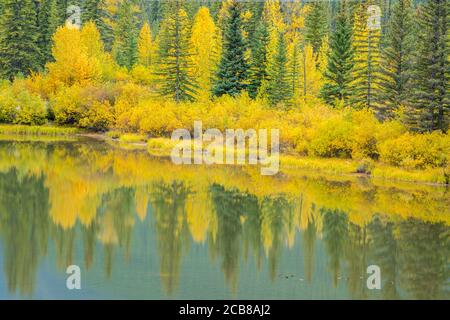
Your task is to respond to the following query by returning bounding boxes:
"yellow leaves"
[264,0,286,32]
[190,7,219,102]
[47,26,103,87]
[379,132,450,169]
[137,22,155,68]
[297,43,324,104]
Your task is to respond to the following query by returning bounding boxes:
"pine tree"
[38,0,60,67]
[190,7,220,101]
[377,0,415,120]
[0,0,41,80]
[267,31,291,106]
[320,4,354,106]
[113,1,139,70]
[288,36,301,103]
[56,0,68,25]
[213,1,249,97]
[248,20,270,99]
[349,4,382,109]
[305,2,328,54]
[408,0,449,132]
[158,0,197,102]
[82,0,113,51]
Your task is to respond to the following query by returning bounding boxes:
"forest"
[0,0,448,175]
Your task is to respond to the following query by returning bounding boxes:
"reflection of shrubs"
[379,132,449,169]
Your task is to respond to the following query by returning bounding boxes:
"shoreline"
[0,125,448,186]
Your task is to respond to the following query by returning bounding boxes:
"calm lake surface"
[0,138,448,300]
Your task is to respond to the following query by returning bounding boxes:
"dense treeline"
[0,0,448,169]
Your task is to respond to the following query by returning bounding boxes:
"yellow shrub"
[79,101,114,131]
[308,115,354,158]
[138,100,182,136]
[0,83,46,125]
[379,132,449,169]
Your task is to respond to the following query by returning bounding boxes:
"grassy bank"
[134,135,448,185]
[0,127,447,185]
[0,124,79,136]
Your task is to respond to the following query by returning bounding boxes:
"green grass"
[0,124,78,136]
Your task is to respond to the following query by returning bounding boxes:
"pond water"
[0,138,448,300]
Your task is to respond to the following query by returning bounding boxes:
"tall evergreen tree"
[377,0,415,120]
[0,0,41,80]
[158,0,197,102]
[56,0,68,24]
[305,1,328,54]
[82,0,113,51]
[248,20,270,99]
[113,1,139,70]
[213,1,249,97]
[408,0,449,132]
[320,4,354,106]
[38,0,60,67]
[350,4,382,109]
[267,31,292,106]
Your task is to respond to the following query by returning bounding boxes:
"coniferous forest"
[0,0,448,179]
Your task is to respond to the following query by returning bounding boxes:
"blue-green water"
[0,139,448,300]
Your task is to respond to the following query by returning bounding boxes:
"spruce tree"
[305,2,328,54]
[320,4,354,106]
[38,0,60,67]
[267,31,291,106]
[113,1,139,70]
[377,0,414,120]
[157,0,197,102]
[213,1,249,97]
[56,0,68,25]
[349,4,382,109]
[82,0,113,51]
[0,0,41,80]
[408,0,449,132]
[248,20,270,99]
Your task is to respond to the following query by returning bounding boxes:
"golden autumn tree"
[190,7,220,101]
[137,22,155,68]
[46,25,103,87]
[298,44,324,104]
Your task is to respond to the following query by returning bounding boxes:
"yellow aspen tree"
[190,7,219,101]
[81,21,105,59]
[47,26,102,86]
[298,43,323,104]
[137,22,154,68]
[80,21,116,81]
[263,0,285,31]
[317,35,329,75]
